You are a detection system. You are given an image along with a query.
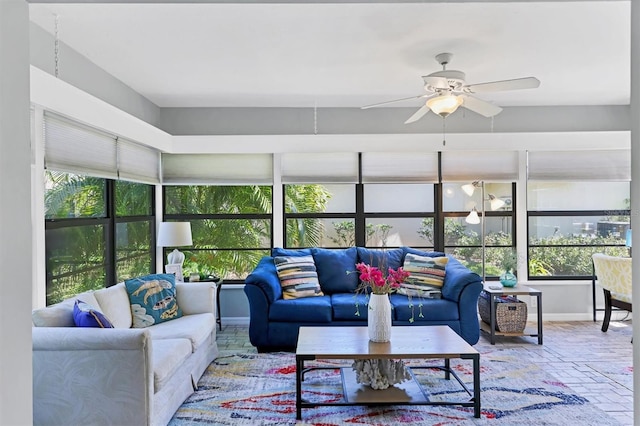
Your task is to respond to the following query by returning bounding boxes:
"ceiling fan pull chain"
[442,117,446,146]
[54,14,60,78]
[314,101,318,135]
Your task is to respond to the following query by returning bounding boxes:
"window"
[528,181,630,278]
[45,172,155,305]
[364,184,435,249]
[163,185,272,280]
[442,182,515,278]
[284,184,355,247]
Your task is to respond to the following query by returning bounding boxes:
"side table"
[480,283,543,345]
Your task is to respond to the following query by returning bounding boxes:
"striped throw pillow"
[398,253,448,297]
[274,255,324,300]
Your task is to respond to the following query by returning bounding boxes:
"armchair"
[592,253,632,332]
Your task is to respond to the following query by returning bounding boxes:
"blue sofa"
[244,246,483,351]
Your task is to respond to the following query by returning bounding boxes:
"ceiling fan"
[361,52,540,123]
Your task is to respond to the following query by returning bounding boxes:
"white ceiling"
[28,1,631,109]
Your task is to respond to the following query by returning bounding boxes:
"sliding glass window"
[442,182,515,278]
[45,172,155,305]
[163,185,273,281]
[528,181,630,279]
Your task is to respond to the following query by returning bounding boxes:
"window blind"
[361,152,439,183]
[117,138,161,184]
[44,113,118,179]
[441,150,519,182]
[43,112,161,184]
[527,150,630,181]
[162,153,273,185]
[280,153,359,183]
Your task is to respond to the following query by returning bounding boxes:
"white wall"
[0,1,33,424]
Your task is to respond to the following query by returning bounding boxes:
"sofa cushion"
[331,293,370,320]
[356,247,404,271]
[32,291,99,327]
[274,255,324,299]
[311,247,359,294]
[390,294,459,322]
[93,283,133,328]
[125,274,183,328]
[272,247,312,257]
[152,338,192,392]
[269,295,332,322]
[401,247,446,261]
[146,313,215,352]
[398,253,448,296]
[73,300,114,328]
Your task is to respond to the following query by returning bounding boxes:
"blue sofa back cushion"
[356,247,404,270]
[311,247,359,294]
[401,247,446,261]
[271,247,312,257]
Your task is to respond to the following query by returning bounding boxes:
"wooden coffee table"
[295,325,481,420]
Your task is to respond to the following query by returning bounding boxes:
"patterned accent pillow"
[274,255,324,300]
[398,253,448,297]
[73,300,114,328]
[125,274,183,328]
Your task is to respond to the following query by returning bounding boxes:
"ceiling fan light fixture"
[427,94,463,118]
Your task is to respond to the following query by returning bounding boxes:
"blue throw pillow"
[271,247,313,257]
[73,300,114,328]
[356,247,404,270]
[125,273,182,328]
[311,247,359,294]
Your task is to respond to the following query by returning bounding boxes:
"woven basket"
[478,291,527,333]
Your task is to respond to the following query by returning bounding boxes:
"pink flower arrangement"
[355,262,410,295]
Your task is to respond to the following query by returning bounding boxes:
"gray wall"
[30,22,161,127]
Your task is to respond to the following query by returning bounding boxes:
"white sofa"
[32,281,219,426]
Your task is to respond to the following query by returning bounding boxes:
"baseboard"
[220,317,250,326]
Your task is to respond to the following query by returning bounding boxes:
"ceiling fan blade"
[460,95,503,118]
[422,76,449,90]
[465,77,540,93]
[404,105,431,124]
[361,94,428,109]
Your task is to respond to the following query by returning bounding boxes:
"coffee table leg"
[473,354,481,418]
[296,357,303,420]
[444,358,450,380]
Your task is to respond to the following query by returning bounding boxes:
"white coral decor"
[351,359,410,390]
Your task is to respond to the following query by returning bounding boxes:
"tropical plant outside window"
[45,171,154,304]
[527,181,630,278]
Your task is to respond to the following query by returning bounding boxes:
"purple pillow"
[73,300,114,328]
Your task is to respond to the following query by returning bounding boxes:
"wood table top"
[296,326,478,359]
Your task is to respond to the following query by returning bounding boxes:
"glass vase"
[500,271,518,287]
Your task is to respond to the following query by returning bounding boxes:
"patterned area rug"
[169,350,623,426]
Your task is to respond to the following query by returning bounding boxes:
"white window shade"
[441,151,518,182]
[162,153,273,185]
[44,113,118,179]
[280,153,358,183]
[117,138,161,184]
[361,152,439,183]
[528,150,630,181]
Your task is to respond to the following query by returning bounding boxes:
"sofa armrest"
[176,281,216,315]
[441,256,483,302]
[245,256,282,303]
[33,327,153,426]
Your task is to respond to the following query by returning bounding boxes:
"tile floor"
[216,320,634,424]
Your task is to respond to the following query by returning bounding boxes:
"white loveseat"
[32,281,219,426]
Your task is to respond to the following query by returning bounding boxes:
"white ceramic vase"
[368,293,392,342]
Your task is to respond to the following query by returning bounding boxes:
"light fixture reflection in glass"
[465,207,480,225]
[488,194,506,211]
[427,94,463,118]
[461,181,480,197]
